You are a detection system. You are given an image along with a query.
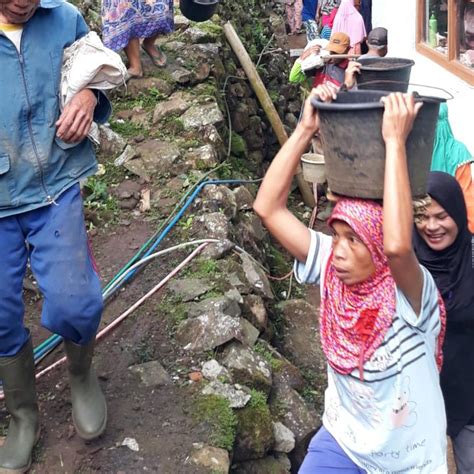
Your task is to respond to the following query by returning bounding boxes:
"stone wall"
[84,1,325,472]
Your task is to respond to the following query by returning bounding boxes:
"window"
[417,0,474,84]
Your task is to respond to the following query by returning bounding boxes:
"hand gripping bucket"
[311,90,445,199]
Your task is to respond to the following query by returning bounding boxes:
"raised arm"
[382,93,424,314]
[254,85,337,262]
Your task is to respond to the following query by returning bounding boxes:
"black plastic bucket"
[357,57,415,92]
[311,91,444,199]
[179,0,219,22]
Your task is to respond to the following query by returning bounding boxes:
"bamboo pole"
[223,22,315,208]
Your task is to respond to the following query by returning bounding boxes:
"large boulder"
[152,91,192,124]
[242,295,268,332]
[194,212,231,240]
[233,455,291,474]
[125,77,174,97]
[233,186,255,211]
[187,296,241,319]
[184,144,220,170]
[167,278,213,302]
[201,380,251,408]
[128,360,171,388]
[176,311,241,352]
[240,254,273,300]
[182,102,224,130]
[197,184,237,219]
[272,421,296,453]
[98,125,126,157]
[270,384,320,444]
[124,140,181,178]
[275,299,326,375]
[222,343,272,395]
[176,310,258,352]
[188,444,230,473]
[202,359,231,382]
[233,394,274,462]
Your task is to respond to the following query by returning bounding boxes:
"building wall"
[372,0,474,154]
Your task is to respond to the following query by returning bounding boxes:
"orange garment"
[455,163,474,233]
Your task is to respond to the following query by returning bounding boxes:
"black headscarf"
[414,171,474,317]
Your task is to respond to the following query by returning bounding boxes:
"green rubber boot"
[0,339,39,474]
[64,340,107,440]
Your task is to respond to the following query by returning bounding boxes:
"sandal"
[141,44,167,68]
[125,69,144,82]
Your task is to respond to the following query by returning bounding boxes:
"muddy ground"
[19,217,212,474]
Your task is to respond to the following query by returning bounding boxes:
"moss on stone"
[234,389,274,461]
[194,395,237,451]
[194,21,223,38]
[230,132,248,157]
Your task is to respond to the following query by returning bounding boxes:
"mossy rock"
[231,132,248,157]
[233,391,274,462]
[194,395,237,452]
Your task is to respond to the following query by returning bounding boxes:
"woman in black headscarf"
[414,171,474,474]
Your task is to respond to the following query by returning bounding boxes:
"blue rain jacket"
[0,0,111,217]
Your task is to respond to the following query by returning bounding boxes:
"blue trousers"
[299,427,367,473]
[0,184,103,356]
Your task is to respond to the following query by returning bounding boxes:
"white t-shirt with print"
[294,230,447,474]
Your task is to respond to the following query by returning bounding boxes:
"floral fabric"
[102,0,174,52]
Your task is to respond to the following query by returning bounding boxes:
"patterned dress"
[102,0,174,52]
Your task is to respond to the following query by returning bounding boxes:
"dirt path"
[19,217,211,473]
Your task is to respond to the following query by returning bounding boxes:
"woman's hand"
[299,83,338,135]
[381,93,423,146]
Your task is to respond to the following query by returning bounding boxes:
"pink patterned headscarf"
[332,0,367,46]
[321,199,395,379]
[320,198,446,378]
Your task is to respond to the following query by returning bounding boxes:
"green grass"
[183,258,219,279]
[109,119,146,139]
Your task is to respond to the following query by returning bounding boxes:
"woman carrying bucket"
[253,86,448,472]
[414,171,474,474]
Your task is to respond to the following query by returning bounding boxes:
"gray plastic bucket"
[179,0,219,22]
[311,90,444,199]
[357,57,415,92]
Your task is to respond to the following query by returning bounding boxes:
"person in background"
[285,0,304,35]
[332,0,366,55]
[289,32,358,89]
[431,103,474,233]
[414,171,474,474]
[302,0,319,41]
[102,0,174,79]
[317,0,341,40]
[360,0,372,35]
[253,85,448,473]
[0,0,110,471]
[359,27,388,59]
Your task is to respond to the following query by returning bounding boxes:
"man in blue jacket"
[0,0,111,471]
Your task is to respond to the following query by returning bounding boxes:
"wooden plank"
[223,22,315,207]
